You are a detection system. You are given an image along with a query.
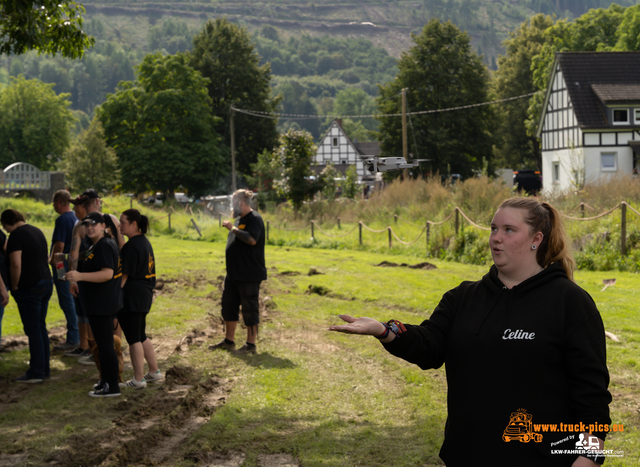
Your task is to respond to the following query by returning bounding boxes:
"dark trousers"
[13,279,54,379]
[88,314,120,392]
[52,262,79,344]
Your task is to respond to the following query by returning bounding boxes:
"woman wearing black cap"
[66,212,123,397]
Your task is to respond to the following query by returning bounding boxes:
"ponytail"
[498,198,575,281]
[122,209,150,234]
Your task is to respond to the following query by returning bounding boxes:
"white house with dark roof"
[537,52,640,193]
[312,119,380,180]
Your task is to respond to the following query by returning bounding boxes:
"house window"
[552,162,560,183]
[332,137,338,147]
[601,152,617,172]
[613,109,628,125]
[341,160,347,164]
[635,109,640,124]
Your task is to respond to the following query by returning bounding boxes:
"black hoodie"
[383,263,611,466]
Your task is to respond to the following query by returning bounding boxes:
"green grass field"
[0,197,638,466]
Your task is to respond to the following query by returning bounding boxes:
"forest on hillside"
[2,0,639,140]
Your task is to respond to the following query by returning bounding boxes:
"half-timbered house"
[312,119,380,180]
[537,52,640,193]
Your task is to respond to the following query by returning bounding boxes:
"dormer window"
[613,109,628,125]
[332,137,338,147]
[635,109,640,124]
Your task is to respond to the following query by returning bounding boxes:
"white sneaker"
[143,370,164,382]
[119,378,147,389]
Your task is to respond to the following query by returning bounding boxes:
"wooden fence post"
[426,222,430,255]
[394,214,398,225]
[218,213,222,228]
[168,213,171,233]
[621,202,627,256]
[311,220,315,240]
[191,218,202,237]
[130,198,133,209]
[388,227,392,249]
[359,222,362,246]
[580,203,585,218]
[266,221,270,241]
[337,217,341,229]
[455,208,459,235]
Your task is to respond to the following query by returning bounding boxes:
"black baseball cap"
[81,212,105,225]
[80,189,100,200]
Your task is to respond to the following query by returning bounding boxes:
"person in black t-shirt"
[1,209,53,383]
[117,209,162,389]
[0,228,10,347]
[210,189,266,355]
[66,212,122,398]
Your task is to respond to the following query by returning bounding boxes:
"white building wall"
[584,146,634,184]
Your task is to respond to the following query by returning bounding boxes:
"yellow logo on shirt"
[238,224,246,229]
[148,253,155,276]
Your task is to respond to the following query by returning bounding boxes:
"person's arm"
[68,223,85,296]
[564,291,612,464]
[0,275,9,306]
[68,223,85,272]
[329,315,396,343]
[230,225,256,245]
[8,250,21,291]
[49,241,65,266]
[121,273,128,288]
[65,268,114,284]
[109,214,125,249]
[572,435,605,467]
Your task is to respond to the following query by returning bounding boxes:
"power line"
[230,91,536,120]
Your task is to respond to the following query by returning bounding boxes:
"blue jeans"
[0,303,4,343]
[12,279,54,379]
[52,263,79,345]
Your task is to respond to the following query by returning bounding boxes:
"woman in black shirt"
[66,212,122,397]
[117,209,162,388]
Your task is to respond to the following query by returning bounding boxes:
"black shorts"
[221,277,261,327]
[118,311,148,345]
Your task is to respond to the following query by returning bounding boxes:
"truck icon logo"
[503,409,543,443]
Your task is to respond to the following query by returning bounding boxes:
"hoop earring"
[531,245,537,250]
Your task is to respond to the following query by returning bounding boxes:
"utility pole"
[402,87,409,179]
[230,106,237,192]
[402,88,408,162]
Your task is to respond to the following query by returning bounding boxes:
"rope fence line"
[263,202,640,255]
[312,221,359,238]
[391,226,426,246]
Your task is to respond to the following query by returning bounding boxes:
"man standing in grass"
[50,190,80,353]
[210,189,266,355]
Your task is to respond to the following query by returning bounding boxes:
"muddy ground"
[0,275,298,467]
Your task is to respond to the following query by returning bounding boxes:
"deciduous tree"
[58,118,119,193]
[492,14,554,170]
[0,0,94,58]
[275,130,316,213]
[97,53,223,197]
[377,19,493,179]
[190,18,280,185]
[0,75,74,169]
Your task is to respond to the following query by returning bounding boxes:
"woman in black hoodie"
[330,198,611,467]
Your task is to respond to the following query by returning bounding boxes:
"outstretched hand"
[329,314,386,336]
